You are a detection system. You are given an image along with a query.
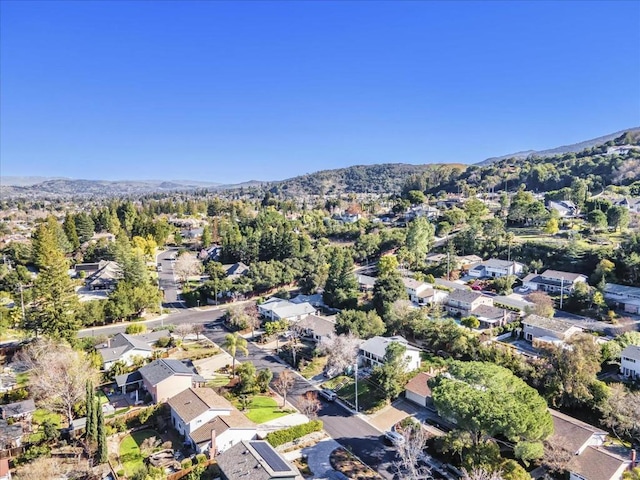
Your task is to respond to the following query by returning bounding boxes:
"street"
[78,308,399,478]
[157,248,182,309]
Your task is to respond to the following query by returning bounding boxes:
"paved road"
[157,248,182,308]
[77,308,399,477]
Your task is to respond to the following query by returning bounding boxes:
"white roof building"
[359,335,421,372]
[258,298,317,322]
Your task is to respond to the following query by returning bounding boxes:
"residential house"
[603,283,640,314]
[415,287,449,307]
[405,205,440,221]
[295,314,336,342]
[425,253,447,265]
[181,228,204,239]
[614,197,640,214]
[168,388,234,437]
[522,315,583,345]
[548,200,579,218]
[468,259,524,279]
[458,255,483,267]
[472,305,512,328]
[0,458,10,480]
[445,290,493,316]
[492,295,533,314]
[549,410,632,480]
[356,274,377,292]
[258,298,316,322]
[96,330,170,370]
[404,372,434,408]
[0,399,36,421]
[335,212,361,224]
[402,278,431,303]
[359,336,421,372]
[620,345,640,379]
[290,293,326,309]
[523,270,588,295]
[0,419,23,448]
[216,440,300,480]
[190,410,257,455]
[84,260,122,291]
[138,359,205,403]
[223,262,249,280]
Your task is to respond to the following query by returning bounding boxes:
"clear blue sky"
[1,1,639,184]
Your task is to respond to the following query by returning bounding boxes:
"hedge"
[266,420,323,447]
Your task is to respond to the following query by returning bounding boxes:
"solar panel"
[250,441,291,472]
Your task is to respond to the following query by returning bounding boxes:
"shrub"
[125,323,147,335]
[181,458,193,469]
[266,420,323,447]
[155,336,171,348]
[15,445,51,465]
[113,418,127,432]
[196,453,207,464]
[117,470,125,478]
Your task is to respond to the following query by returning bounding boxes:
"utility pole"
[559,277,565,310]
[19,283,26,328]
[354,360,359,413]
[446,252,451,281]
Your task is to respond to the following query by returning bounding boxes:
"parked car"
[384,430,405,446]
[319,388,337,402]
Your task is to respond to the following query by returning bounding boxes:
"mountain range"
[1,127,638,199]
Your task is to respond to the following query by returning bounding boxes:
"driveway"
[369,399,420,431]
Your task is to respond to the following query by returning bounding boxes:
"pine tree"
[63,214,80,251]
[96,403,108,464]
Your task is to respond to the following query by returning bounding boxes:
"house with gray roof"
[295,314,336,343]
[468,258,524,279]
[189,409,257,455]
[523,270,588,295]
[84,260,122,291]
[138,359,205,403]
[620,345,640,379]
[359,336,421,372]
[445,290,493,316]
[216,440,300,480]
[0,399,36,421]
[258,298,316,322]
[356,274,377,291]
[223,262,249,280]
[96,330,170,370]
[168,388,234,438]
[604,283,640,314]
[522,315,582,345]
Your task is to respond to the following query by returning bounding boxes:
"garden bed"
[330,448,382,479]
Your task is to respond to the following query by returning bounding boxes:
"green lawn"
[15,372,29,387]
[300,357,327,379]
[207,375,231,388]
[235,395,287,424]
[119,429,161,477]
[32,409,62,427]
[97,390,109,405]
[334,379,387,413]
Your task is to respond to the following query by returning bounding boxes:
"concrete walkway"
[302,438,348,480]
[257,413,310,434]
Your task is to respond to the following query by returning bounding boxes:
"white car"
[384,431,405,445]
[319,389,337,402]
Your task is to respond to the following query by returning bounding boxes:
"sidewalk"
[257,413,310,434]
[302,438,348,480]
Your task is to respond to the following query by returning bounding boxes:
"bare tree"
[226,305,249,330]
[140,436,161,456]
[14,457,72,480]
[461,468,505,480]
[600,383,640,443]
[245,303,261,339]
[191,323,205,340]
[298,391,320,419]
[542,438,574,476]
[174,323,193,342]
[174,253,202,284]
[394,423,431,480]
[525,291,555,318]
[319,332,360,374]
[18,339,99,426]
[274,370,295,408]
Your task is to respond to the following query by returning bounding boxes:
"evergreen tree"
[63,214,80,251]
[201,222,212,248]
[96,404,108,464]
[323,248,358,309]
[74,212,96,244]
[85,380,97,442]
[30,227,79,340]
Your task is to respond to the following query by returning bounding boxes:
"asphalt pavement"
[157,247,181,308]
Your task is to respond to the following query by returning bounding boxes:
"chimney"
[631,449,637,469]
[210,429,217,460]
[107,338,111,348]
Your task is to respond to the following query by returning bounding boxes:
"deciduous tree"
[274,370,295,408]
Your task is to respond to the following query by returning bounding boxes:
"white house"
[258,297,317,322]
[168,388,235,438]
[294,314,336,343]
[522,315,582,345]
[402,278,434,304]
[548,200,579,218]
[604,283,640,314]
[522,270,588,295]
[359,336,421,372]
[404,372,434,408]
[96,330,170,370]
[468,259,524,278]
[189,410,257,455]
[445,290,493,316]
[620,345,640,379]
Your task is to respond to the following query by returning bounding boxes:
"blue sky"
[1,1,639,184]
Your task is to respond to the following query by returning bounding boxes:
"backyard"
[119,429,162,477]
[234,395,288,424]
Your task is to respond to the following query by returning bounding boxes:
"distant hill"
[1,176,70,186]
[477,127,640,166]
[265,163,467,196]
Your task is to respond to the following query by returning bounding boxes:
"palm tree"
[223,333,248,377]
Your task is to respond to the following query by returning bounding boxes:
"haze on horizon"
[1,1,639,184]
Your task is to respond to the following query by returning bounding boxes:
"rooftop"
[523,315,581,335]
[139,359,195,386]
[189,409,256,444]
[538,270,587,283]
[549,409,607,455]
[168,388,234,423]
[604,283,640,298]
[295,314,336,337]
[0,398,36,418]
[402,277,428,290]
[360,335,418,359]
[260,298,316,319]
[571,447,630,480]
[447,289,487,304]
[405,372,433,398]
[216,440,299,480]
[621,344,640,362]
[483,258,523,269]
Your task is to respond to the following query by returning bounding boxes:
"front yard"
[323,377,387,413]
[234,395,288,424]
